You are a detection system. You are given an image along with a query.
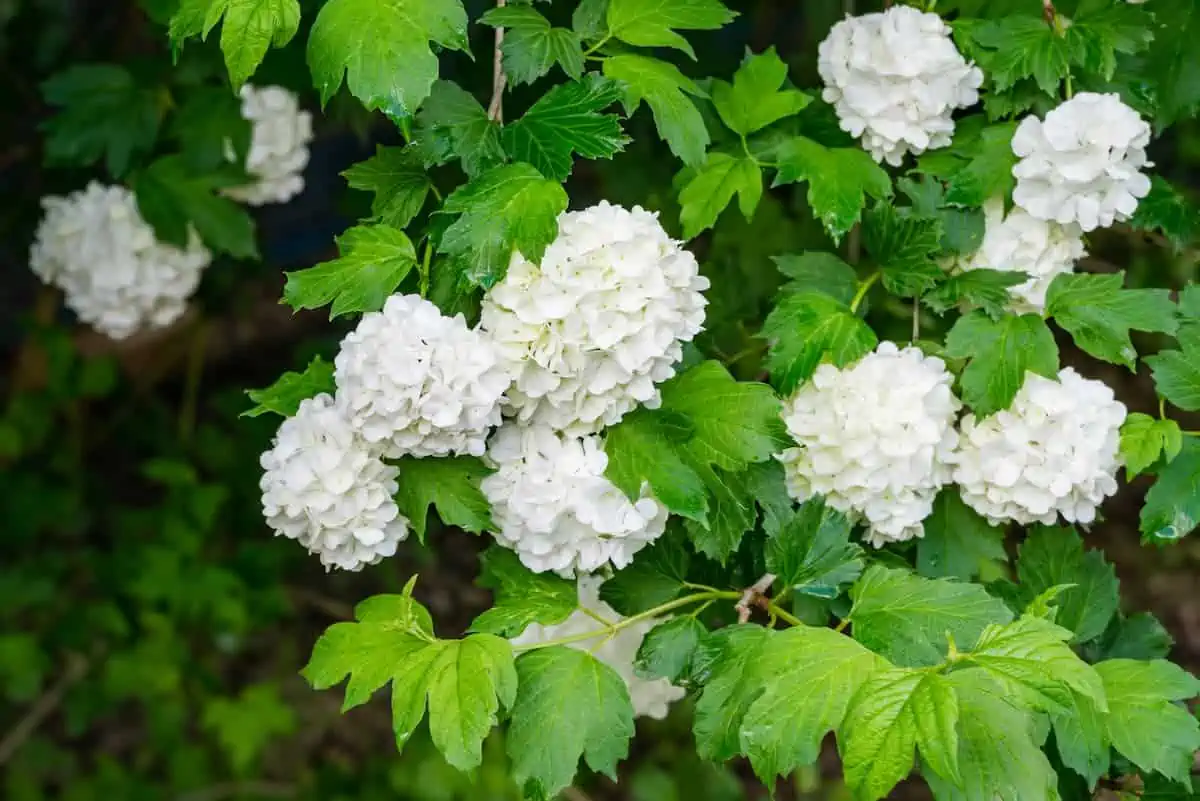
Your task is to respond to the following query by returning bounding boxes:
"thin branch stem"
[582,35,611,58]
[849,272,880,313]
[835,618,850,633]
[580,607,618,628]
[487,0,507,123]
[0,653,90,765]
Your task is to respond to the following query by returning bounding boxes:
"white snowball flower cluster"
[955,368,1126,527]
[30,182,212,340]
[481,201,708,435]
[335,294,512,458]
[509,576,685,719]
[259,393,409,571]
[949,198,1086,314]
[1012,92,1152,232]
[818,6,983,166]
[223,84,313,206]
[481,424,667,576]
[777,342,961,547]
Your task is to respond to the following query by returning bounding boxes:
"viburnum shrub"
[31,0,1200,797]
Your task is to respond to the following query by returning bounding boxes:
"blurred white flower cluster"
[481,201,708,435]
[30,182,212,340]
[223,84,313,206]
[1011,92,1152,232]
[950,198,1086,314]
[259,394,409,571]
[954,368,1126,526]
[777,342,961,547]
[481,425,667,577]
[818,6,983,165]
[336,294,512,458]
[509,576,685,719]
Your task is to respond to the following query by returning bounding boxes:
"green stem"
[580,607,617,628]
[582,34,611,57]
[1064,71,1074,99]
[419,241,433,299]
[1159,397,1167,420]
[740,134,759,166]
[429,183,443,203]
[768,603,804,628]
[849,272,880,313]
[834,618,850,634]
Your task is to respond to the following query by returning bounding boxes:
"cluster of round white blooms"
[481,201,708,435]
[509,576,686,719]
[777,342,961,547]
[817,6,983,166]
[955,368,1126,527]
[223,84,313,206]
[1012,92,1152,232]
[481,424,667,576]
[335,294,512,459]
[30,182,212,340]
[949,197,1086,314]
[259,393,409,571]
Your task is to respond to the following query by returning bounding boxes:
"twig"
[487,0,507,122]
[0,653,90,766]
[174,781,295,801]
[737,573,776,624]
[289,587,354,619]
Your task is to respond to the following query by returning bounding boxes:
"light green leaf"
[711,47,810,136]
[243,356,334,418]
[917,491,1007,581]
[1016,526,1118,644]
[1140,436,1200,542]
[436,162,568,288]
[501,74,628,181]
[766,500,863,599]
[943,311,1060,416]
[678,152,762,239]
[412,81,506,177]
[393,455,492,541]
[773,252,858,305]
[479,5,583,85]
[573,0,609,40]
[863,204,944,298]
[283,225,416,318]
[306,0,467,117]
[599,529,691,616]
[1148,345,1200,412]
[603,53,709,167]
[848,565,1014,667]
[773,136,892,243]
[635,617,707,683]
[692,625,773,761]
[1052,689,1109,789]
[1046,272,1178,369]
[742,627,886,783]
[469,548,576,637]
[170,0,300,87]
[1096,658,1200,784]
[1121,413,1184,479]
[761,292,877,395]
[131,155,258,258]
[606,0,736,59]
[342,145,432,230]
[507,646,635,798]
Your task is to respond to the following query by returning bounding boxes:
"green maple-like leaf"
[599,529,691,616]
[169,86,253,172]
[847,565,1013,668]
[711,47,810,136]
[1147,343,1200,413]
[469,548,577,638]
[943,311,1060,416]
[479,5,583,85]
[692,625,773,761]
[507,647,635,798]
[761,292,878,395]
[501,74,629,181]
[436,162,567,288]
[634,617,707,683]
[41,64,165,178]
[604,410,710,524]
[1130,176,1198,253]
[1144,0,1200,130]
[1015,526,1119,644]
[741,627,887,782]
[1045,272,1178,369]
[863,205,944,298]
[1096,658,1200,784]
[1052,688,1110,789]
[306,0,468,118]
[772,136,893,243]
[923,270,1029,320]
[603,53,709,167]
[916,491,1007,582]
[605,0,736,59]
[202,682,297,772]
[412,81,507,177]
[342,145,432,230]
[242,356,334,418]
[1120,413,1184,479]
[765,500,863,599]
[840,669,962,800]
[303,586,516,770]
[1140,436,1200,543]
[283,225,416,318]
[773,252,858,305]
[132,155,258,258]
[678,152,762,239]
[169,0,300,87]
[393,455,493,541]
